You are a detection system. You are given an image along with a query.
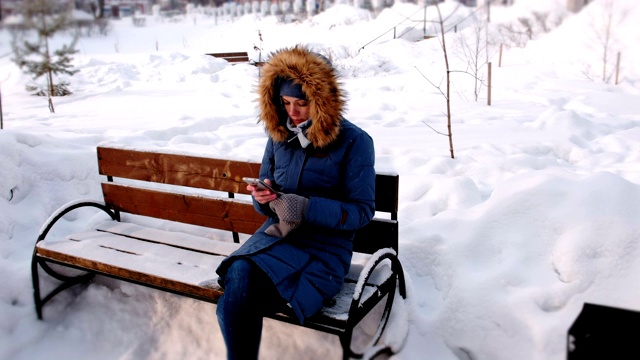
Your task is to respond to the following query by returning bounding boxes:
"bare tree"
[589,0,625,84]
[453,14,494,102]
[437,3,455,159]
[498,10,564,48]
[497,17,532,48]
[416,3,498,159]
[416,3,456,159]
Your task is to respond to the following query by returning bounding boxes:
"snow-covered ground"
[1,0,640,359]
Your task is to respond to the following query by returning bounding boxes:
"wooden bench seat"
[36,221,393,324]
[31,145,406,359]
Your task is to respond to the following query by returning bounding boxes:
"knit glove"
[265,194,310,238]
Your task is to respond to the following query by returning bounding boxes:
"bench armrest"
[36,199,118,244]
[351,248,406,304]
[342,248,407,357]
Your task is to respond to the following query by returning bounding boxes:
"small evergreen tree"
[11,0,79,113]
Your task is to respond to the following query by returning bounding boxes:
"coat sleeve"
[304,131,376,231]
[253,138,277,216]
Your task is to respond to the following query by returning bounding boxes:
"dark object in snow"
[567,302,640,359]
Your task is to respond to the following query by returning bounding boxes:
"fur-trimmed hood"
[258,46,346,148]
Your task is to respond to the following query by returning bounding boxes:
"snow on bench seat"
[36,221,393,321]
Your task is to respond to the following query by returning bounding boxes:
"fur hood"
[258,46,346,148]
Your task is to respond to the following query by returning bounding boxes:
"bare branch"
[422,121,450,136]
[414,66,447,100]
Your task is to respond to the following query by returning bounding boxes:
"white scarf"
[287,118,312,148]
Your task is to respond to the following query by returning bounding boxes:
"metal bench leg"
[32,258,44,320]
[32,257,95,319]
[340,276,398,359]
[342,252,408,359]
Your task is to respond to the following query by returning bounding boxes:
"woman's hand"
[247,179,278,204]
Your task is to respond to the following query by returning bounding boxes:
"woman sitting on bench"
[215,45,377,360]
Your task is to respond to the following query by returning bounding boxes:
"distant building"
[102,0,155,17]
[0,0,157,20]
[1,0,77,20]
[1,0,24,20]
[0,0,596,21]
[457,0,477,6]
[457,0,516,7]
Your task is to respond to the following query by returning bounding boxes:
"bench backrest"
[206,52,250,63]
[97,146,399,254]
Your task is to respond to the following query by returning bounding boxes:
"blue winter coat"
[216,46,376,324]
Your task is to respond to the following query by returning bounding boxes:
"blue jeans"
[217,258,285,360]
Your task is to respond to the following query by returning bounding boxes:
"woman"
[215,45,376,359]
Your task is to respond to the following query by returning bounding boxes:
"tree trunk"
[436,5,454,159]
[0,85,4,129]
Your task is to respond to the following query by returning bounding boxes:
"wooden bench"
[160,9,186,20]
[132,16,146,27]
[31,145,406,359]
[206,51,251,65]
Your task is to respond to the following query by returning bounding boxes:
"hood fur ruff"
[258,46,345,149]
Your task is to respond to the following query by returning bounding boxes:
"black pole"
[423,4,426,36]
[0,85,4,130]
[486,0,490,23]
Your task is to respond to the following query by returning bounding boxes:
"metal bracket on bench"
[341,248,407,359]
[32,200,118,319]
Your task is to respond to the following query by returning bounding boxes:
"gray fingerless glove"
[265,194,310,238]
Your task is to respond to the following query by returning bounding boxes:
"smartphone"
[242,177,279,194]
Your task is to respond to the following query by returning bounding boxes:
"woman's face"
[281,96,310,126]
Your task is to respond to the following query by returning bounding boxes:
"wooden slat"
[224,56,250,63]
[97,146,260,195]
[94,221,242,256]
[39,249,224,300]
[36,233,225,301]
[102,183,266,234]
[207,52,248,58]
[205,52,250,63]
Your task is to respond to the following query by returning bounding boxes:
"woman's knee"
[225,258,254,284]
[219,258,285,318]
[223,258,265,298]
